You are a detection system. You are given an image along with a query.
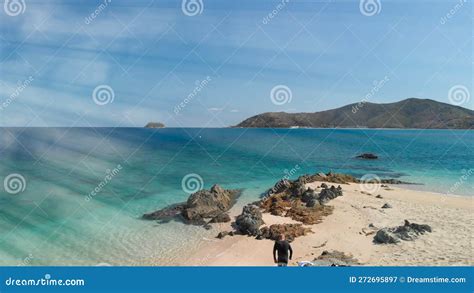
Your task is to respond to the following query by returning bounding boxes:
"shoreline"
[169,182,473,266]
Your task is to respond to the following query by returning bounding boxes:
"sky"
[0,0,472,127]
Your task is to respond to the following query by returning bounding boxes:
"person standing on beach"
[273,234,293,267]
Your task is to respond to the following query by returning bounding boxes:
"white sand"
[172,182,473,266]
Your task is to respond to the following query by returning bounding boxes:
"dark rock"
[374,220,432,244]
[292,179,307,197]
[209,213,231,223]
[381,203,392,209]
[144,122,165,128]
[216,231,230,239]
[374,229,400,244]
[259,224,312,242]
[376,194,383,199]
[356,153,378,159]
[143,185,239,226]
[309,250,361,266]
[301,188,320,207]
[320,183,328,189]
[235,204,264,236]
[318,185,343,205]
[182,184,239,222]
[266,179,292,196]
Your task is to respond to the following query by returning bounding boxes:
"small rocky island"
[144,122,165,128]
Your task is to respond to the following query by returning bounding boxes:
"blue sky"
[0,0,472,127]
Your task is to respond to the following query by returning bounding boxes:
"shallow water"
[0,128,472,265]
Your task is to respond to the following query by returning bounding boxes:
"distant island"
[235,98,473,129]
[145,122,165,128]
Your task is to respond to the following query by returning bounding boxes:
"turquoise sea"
[0,128,472,265]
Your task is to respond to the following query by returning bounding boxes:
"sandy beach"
[174,182,473,266]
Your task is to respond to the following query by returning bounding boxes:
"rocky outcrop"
[259,176,342,226]
[300,185,343,207]
[260,193,292,216]
[182,185,238,222]
[142,203,185,221]
[318,185,343,204]
[267,179,292,196]
[144,122,165,128]
[301,188,319,207]
[374,220,432,244]
[234,204,264,236]
[306,172,358,184]
[216,231,234,239]
[143,184,240,225]
[264,172,359,198]
[209,213,231,223]
[258,224,312,241]
[308,250,360,266]
[356,153,378,159]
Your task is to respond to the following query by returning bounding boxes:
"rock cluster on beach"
[374,220,432,244]
[143,170,428,254]
[142,184,240,226]
[230,173,344,240]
